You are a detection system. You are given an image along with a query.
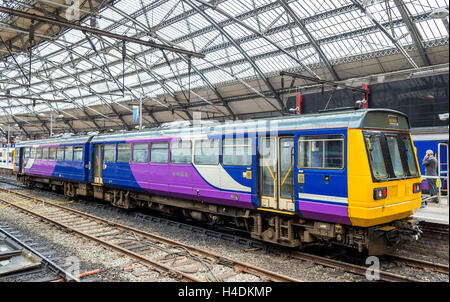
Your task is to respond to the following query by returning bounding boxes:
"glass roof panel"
[0,0,448,120]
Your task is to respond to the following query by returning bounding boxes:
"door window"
[279,138,294,199]
[298,135,344,169]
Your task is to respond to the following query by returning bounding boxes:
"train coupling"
[376,218,422,244]
[393,218,423,241]
[368,219,422,255]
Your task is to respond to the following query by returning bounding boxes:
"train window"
[42,148,49,160]
[24,148,30,158]
[117,143,131,162]
[104,144,116,162]
[298,141,310,167]
[171,140,192,164]
[365,136,388,180]
[57,146,65,160]
[386,136,405,177]
[36,148,42,160]
[133,143,149,163]
[65,146,73,161]
[310,141,324,168]
[49,147,56,160]
[298,135,344,169]
[194,139,219,165]
[325,140,343,168]
[30,148,37,159]
[150,142,169,164]
[223,138,252,166]
[73,146,83,161]
[401,136,419,176]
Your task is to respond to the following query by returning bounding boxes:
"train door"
[438,142,448,196]
[259,136,295,212]
[19,148,25,174]
[92,144,103,184]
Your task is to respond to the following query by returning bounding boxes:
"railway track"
[0,223,80,282]
[0,187,301,282]
[420,221,449,239]
[384,254,449,275]
[285,250,429,282]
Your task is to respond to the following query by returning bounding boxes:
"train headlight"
[413,183,421,193]
[373,187,387,200]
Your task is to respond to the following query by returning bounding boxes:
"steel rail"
[384,254,449,275]
[0,192,202,282]
[0,188,301,282]
[420,222,449,236]
[289,251,422,282]
[0,223,80,282]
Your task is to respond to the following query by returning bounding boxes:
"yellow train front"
[346,111,423,254]
[253,109,422,255]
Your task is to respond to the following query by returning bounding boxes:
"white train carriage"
[0,146,14,169]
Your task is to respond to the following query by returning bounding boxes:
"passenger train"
[0,146,13,169]
[12,109,423,255]
[411,127,448,195]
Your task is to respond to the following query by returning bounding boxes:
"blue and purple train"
[13,109,424,254]
[411,126,448,194]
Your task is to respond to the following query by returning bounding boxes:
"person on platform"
[422,150,438,203]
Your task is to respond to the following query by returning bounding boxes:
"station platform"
[413,197,449,225]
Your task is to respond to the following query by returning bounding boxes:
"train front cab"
[347,112,422,253]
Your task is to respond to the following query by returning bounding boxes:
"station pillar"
[362,84,370,109]
[296,93,303,114]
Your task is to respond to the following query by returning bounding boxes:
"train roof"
[15,134,93,147]
[16,108,410,146]
[411,126,449,141]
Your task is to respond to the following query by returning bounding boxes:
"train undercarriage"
[17,174,422,255]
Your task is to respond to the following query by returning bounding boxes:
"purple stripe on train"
[129,162,255,209]
[24,159,57,177]
[298,200,351,225]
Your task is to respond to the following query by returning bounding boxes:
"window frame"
[385,135,406,178]
[103,144,117,162]
[222,137,253,166]
[117,143,131,163]
[362,131,421,182]
[73,145,84,162]
[297,135,345,170]
[170,140,192,165]
[24,147,30,159]
[42,147,49,160]
[36,147,43,160]
[132,142,149,163]
[400,135,419,177]
[150,141,169,164]
[65,145,74,161]
[30,147,37,159]
[194,139,220,165]
[56,146,65,160]
[49,147,56,160]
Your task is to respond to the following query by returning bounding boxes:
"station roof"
[0,0,448,140]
